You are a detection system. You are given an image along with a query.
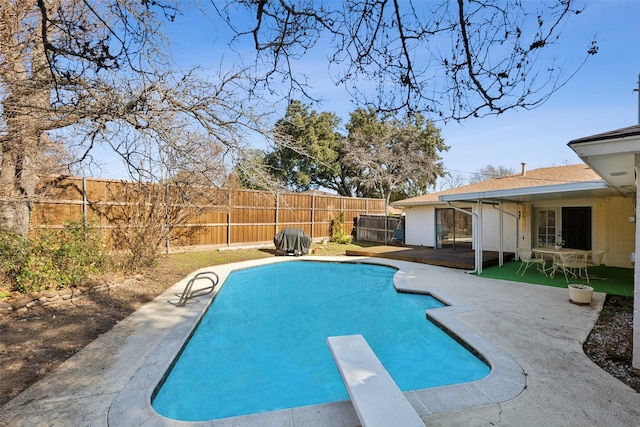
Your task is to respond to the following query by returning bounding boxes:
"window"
[536,209,557,247]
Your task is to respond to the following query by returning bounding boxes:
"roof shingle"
[394,164,600,205]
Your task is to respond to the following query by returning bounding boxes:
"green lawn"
[479,260,634,297]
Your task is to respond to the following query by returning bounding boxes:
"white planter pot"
[568,284,593,305]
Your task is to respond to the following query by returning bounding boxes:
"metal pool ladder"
[176,271,219,307]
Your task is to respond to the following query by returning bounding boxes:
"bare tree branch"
[0,1,271,236]
[215,0,597,118]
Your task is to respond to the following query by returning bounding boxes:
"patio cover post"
[634,154,640,371]
[498,202,504,267]
[476,200,483,274]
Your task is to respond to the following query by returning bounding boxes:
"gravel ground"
[583,295,640,392]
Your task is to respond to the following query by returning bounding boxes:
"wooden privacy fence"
[30,176,385,250]
[356,215,405,245]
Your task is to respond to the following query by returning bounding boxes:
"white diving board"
[327,334,425,427]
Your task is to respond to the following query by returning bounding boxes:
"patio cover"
[393,164,620,274]
[438,178,616,274]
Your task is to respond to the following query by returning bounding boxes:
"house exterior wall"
[531,196,634,268]
[404,195,634,268]
[404,205,435,246]
[404,203,519,252]
[593,199,606,257]
[480,203,519,252]
[603,196,635,268]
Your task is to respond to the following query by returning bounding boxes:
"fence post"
[311,193,316,238]
[82,177,87,227]
[227,190,232,247]
[275,191,279,234]
[164,183,170,254]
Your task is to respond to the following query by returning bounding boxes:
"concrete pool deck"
[2,256,640,426]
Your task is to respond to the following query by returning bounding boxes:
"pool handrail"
[176,271,219,307]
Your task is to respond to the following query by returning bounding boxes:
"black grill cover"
[273,228,311,255]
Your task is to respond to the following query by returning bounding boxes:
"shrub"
[109,225,160,272]
[0,222,107,293]
[330,212,353,244]
[0,227,29,287]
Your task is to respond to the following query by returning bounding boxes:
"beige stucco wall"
[601,196,635,268]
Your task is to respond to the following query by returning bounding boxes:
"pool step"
[327,334,425,427]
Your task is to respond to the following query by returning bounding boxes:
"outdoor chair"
[390,229,404,245]
[516,248,546,276]
[551,251,589,283]
[587,250,605,267]
[586,250,606,280]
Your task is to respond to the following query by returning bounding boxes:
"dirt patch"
[1,257,638,405]
[0,273,173,404]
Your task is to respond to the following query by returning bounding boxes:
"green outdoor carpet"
[478,261,634,297]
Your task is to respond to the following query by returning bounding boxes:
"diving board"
[327,335,424,427]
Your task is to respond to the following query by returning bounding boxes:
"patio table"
[533,247,589,280]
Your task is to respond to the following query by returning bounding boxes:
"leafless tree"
[0,1,269,237]
[432,173,469,191]
[214,0,597,118]
[469,164,516,183]
[342,108,447,207]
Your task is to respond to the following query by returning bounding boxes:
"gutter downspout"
[447,201,479,274]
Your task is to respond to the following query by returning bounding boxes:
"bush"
[330,212,353,244]
[109,225,160,272]
[0,227,29,286]
[0,222,107,293]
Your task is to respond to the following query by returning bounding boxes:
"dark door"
[562,207,592,250]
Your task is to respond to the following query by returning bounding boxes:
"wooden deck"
[345,245,514,270]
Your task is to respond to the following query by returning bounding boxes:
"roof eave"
[569,135,640,157]
[439,181,609,202]
[392,200,440,208]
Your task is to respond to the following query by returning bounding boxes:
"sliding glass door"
[435,208,472,250]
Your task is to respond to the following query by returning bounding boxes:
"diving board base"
[327,334,425,427]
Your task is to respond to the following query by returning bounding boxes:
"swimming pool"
[152,261,490,421]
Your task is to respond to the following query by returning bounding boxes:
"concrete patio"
[2,256,639,426]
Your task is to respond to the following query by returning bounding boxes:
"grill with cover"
[273,228,311,256]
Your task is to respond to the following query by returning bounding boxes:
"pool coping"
[108,257,526,426]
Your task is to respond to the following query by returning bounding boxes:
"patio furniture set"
[517,247,605,283]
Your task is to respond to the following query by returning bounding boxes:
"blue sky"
[438,0,640,180]
[95,1,640,184]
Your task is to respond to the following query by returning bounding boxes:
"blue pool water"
[152,261,490,421]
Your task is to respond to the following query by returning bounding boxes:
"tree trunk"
[0,2,50,236]
[0,130,40,237]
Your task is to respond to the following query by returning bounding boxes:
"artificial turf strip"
[478,261,634,297]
